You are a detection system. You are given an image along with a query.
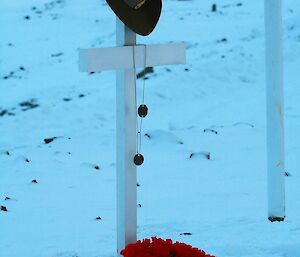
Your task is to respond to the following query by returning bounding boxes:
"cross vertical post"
[264,0,285,221]
[78,19,185,255]
[116,18,137,255]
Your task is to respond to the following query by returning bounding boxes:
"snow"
[1,0,300,257]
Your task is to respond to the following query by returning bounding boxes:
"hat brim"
[106,0,162,36]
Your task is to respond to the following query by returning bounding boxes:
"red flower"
[120,237,216,257]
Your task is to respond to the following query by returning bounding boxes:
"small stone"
[94,165,100,170]
[31,179,38,184]
[212,4,217,12]
[95,216,102,220]
[180,232,192,236]
[138,204,142,208]
[51,52,63,58]
[24,15,31,20]
[44,137,57,144]
[19,99,39,111]
[4,197,11,201]
[0,110,8,116]
[1,206,8,212]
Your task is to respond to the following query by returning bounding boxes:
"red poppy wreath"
[120,237,216,257]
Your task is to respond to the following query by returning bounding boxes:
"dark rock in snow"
[217,38,228,43]
[31,179,38,184]
[180,232,192,236]
[203,128,218,134]
[51,52,64,58]
[212,3,217,12]
[44,137,57,144]
[0,109,15,117]
[0,110,8,116]
[19,99,39,111]
[1,206,8,212]
[144,133,151,139]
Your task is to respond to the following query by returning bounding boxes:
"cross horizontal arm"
[79,43,186,72]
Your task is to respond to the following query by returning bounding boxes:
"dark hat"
[106,0,162,36]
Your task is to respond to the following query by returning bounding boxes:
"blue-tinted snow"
[1,0,300,257]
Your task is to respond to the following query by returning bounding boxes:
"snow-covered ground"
[1,0,300,256]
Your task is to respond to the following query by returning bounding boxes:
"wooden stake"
[116,18,137,255]
[265,0,285,221]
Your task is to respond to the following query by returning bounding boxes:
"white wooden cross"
[79,18,186,256]
[264,0,285,221]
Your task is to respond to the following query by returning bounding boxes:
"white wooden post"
[79,19,186,255]
[116,18,137,255]
[264,0,285,221]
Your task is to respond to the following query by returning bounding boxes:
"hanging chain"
[132,46,139,154]
[133,44,147,166]
[138,44,147,154]
[142,45,146,104]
